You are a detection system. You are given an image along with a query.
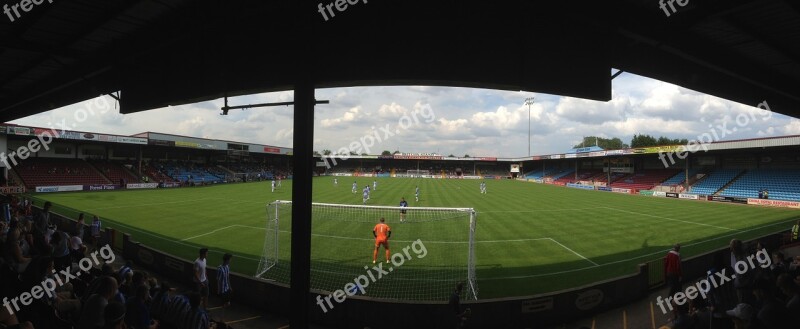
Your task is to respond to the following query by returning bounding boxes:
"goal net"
[256,201,478,301]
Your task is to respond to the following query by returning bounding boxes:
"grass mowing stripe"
[30,178,799,298]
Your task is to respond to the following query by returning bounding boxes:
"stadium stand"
[719,169,800,201]
[13,158,111,188]
[547,169,574,181]
[144,163,176,183]
[660,168,701,186]
[88,160,141,184]
[162,162,225,184]
[689,169,743,195]
[609,170,680,191]
[524,168,559,179]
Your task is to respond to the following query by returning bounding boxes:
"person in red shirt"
[664,243,682,295]
[373,217,391,264]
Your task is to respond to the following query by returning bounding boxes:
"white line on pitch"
[182,225,240,241]
[602,207,735,231]
[547,238,598,266]
[89,198,215,210]
[482,218,797,280]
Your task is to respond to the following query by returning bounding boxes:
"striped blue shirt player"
[217,263,231,294]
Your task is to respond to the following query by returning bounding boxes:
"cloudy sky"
[10,72,800,158]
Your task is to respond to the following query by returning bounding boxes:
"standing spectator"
[32,201,51,238]
[449,282,470,329]
[194,248,209,310]
[731,239,754,304]
[75,213,86,239]
[91,215,102,245]
[664,243,682,296]
[50,229,71,271]
[217,253,233,322]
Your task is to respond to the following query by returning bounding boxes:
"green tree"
[323,149,332,155]
[381,150,392,156]
[464,154,470,158]
[349,151,358,155]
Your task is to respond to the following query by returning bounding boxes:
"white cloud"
[8,75,799,157]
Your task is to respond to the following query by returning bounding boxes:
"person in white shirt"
[193,248,209,310]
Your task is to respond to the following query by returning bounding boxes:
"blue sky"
[11,72,799,157]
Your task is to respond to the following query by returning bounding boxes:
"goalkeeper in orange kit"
[373,217,391,264]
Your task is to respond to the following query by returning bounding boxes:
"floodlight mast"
[220,96,330,115]
[524,97,535,157]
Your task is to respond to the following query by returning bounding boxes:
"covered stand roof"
[0,0,798,121]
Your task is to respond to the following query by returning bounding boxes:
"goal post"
[256,200,478,301]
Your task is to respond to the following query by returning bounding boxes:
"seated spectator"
[118,270,134,300]
[776,273,800,317]
[103,301,127,329]
[182,292,210,329]
[0,306,34,329]
[70,230,87,263]
[771,251,789,277]
[164,293,190,328]
[77,276,119,329]
[752,278,790,328]
[3,227,31,273]
[726,303,754,329]
[126,284,157,329]
[150,281,174,321]
[118,260,133,283]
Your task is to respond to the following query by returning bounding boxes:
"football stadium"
[2,2,800,329]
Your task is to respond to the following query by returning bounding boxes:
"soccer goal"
[255,201,478,301]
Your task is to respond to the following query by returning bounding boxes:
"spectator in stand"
[90,215,102,246]
[217,253,233,322]
[725,303,755,329]
[118,260,134,281]
[75,213,86,239]
[118,270,134,300]
[194,247,209,310]
[31,201,51,240]
[3,226,31,273]
[103,301,127,329]
[776,273,800,316]
[770,250,790,277]
[664,243,682,296]
[126,284,157,329]
[70,229,87,262]
[730,239,754,304]
[183,292,210,329]
[150,281,174,321]
[78,276,119,329]
[0,307,33,329]
[50,228,71,271]
[752,278,790,328]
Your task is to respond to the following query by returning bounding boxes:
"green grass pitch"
[30,177,799,299]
